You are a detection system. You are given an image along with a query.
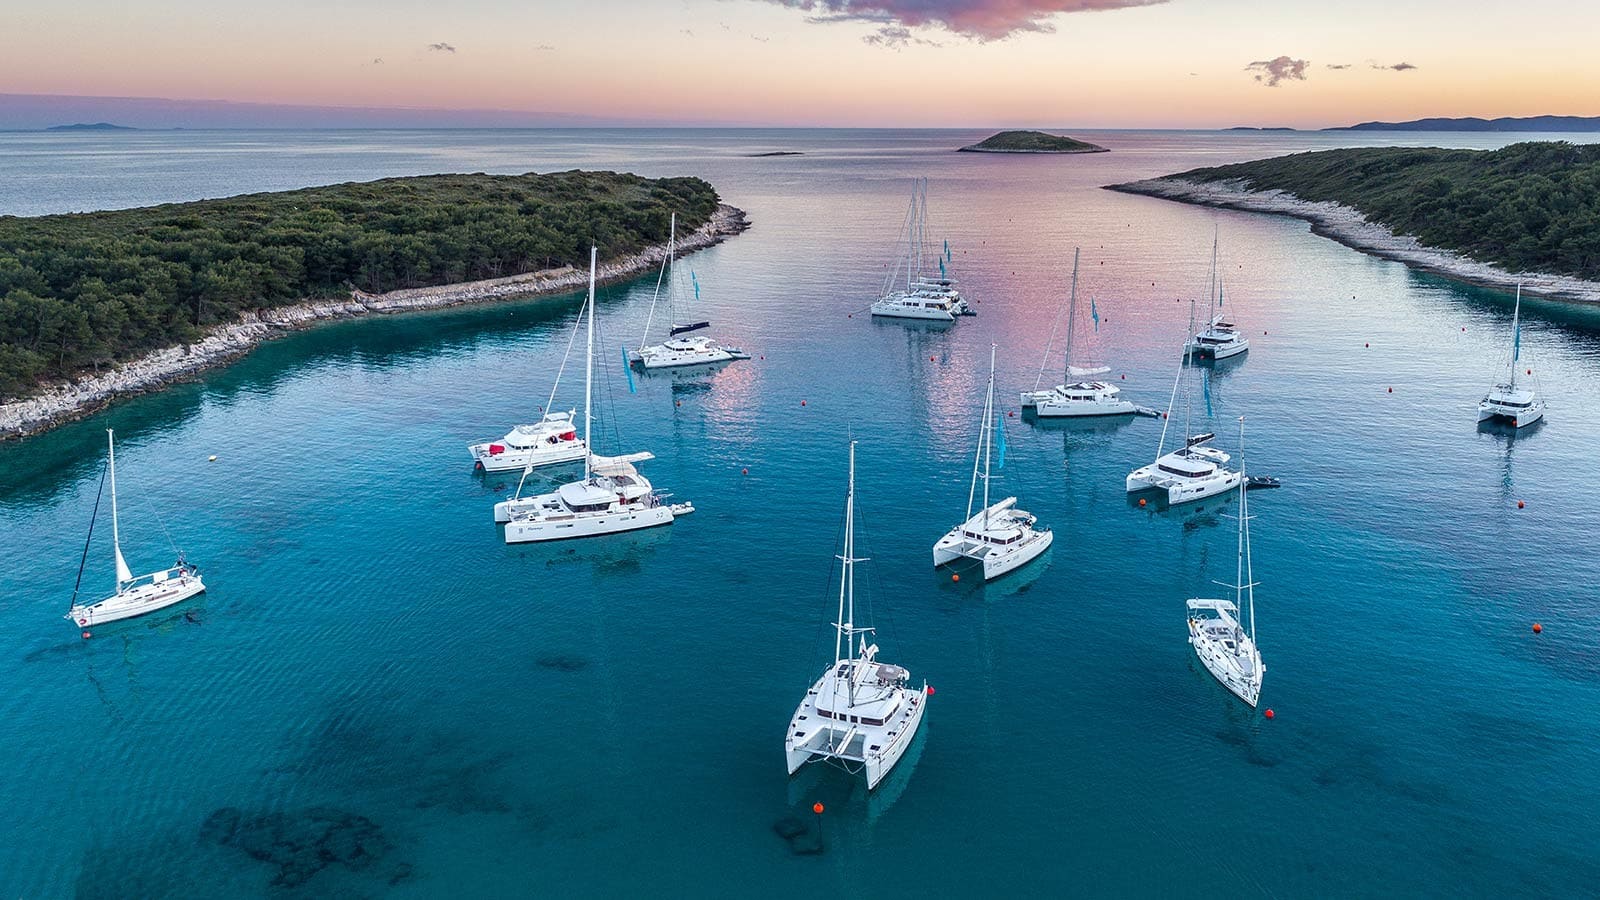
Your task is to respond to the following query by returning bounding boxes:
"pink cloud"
[765,0,1169,40]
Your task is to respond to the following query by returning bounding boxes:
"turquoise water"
[4,129,1600,896]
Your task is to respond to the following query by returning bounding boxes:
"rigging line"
[69,461,110,612]
[639,216,674,348]
[546,297,586,418]
[1032,259,1072,391]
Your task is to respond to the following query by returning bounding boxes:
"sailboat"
[1126,300,1242,505]
[498,247,695,540]
[66,429,206,629]
[467,310,588,473]
[1187,417,1265,708]
[935,345,1053,580]
[630,212,748,369]
[1185,233,1248,360]
[1478,282,1545,428]
[786,441,929,791]
[1020,248,1139,417]
[870,178,973,322]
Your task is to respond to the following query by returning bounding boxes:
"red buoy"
[1264,708,1275,719]
[1533,623,1543,633]
[1527,369,1532,375]
[951,573,960,583]
[1387,387,1393,393]
[1008,411,1015,417]
[801,400,807,406]
[675,400,681,407]
[1138,498,1147,507]
[742,468,749,476]
[81,631,91,639]
[813,802,824,815]
[930,356,936,362]
[1365,343,1369,348]
[1518,500,1525,509]
[927,685,936,695]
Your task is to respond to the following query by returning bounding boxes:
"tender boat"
[1478,283,1545,428]
[871,179,973,322]
[935,344,1052,580]
[66,430,206,629]
[1021,248,1138,417]
[1187,417,1265,708]
[499,247,693,541]
[631,212,747,369]
[786,441,928,792]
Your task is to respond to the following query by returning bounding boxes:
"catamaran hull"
[637,348,739,369]
[1478,404,1544,427]
[1188,340,1248,360]
[784,687,928,791]
[68,576,206,628]
[1126,468,1243,506]
[1034,398,1137,417]
[933,529,1054,580]
[871,304,955,322]
[470,443,588,473]
[503,504,687,542]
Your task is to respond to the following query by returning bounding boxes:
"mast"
[1183,298,1197,442]
[583,246,596,480]
[1509,282,1523,389]
[108,429,132,589]
[1239,416,1255,645]
[1063,248,1080,379]
[1207,227,1219,324]
[981,344,996,528]
[638,214,674,347]
[835,441,859,667]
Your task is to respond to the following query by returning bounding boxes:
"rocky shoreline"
[1106,178,1600,304]
[0,204,749,441]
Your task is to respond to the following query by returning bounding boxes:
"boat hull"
[1477,403,1545,428]
[1189,619,1263,708]
[1034,397,1137,417]
[68,575,206,628]
[784,683,928,791]
[470,442,587,473]
[933,528,1053,580]
[871,303,955,322]
[1126,465,1242,505]
[503,504,685,542]
[1188,339,1249,360]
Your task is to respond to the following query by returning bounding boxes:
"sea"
[2,128,1599,897]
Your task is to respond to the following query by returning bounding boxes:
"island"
[1327,115,1600,132]
[958,131,1108,154]
[0,171,748,439]
[1106,141,1600,303]
[46,122,138,131]
[1225,126,1298,132]
[745,151,803,157]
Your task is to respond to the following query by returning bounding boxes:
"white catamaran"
[870,178,973,322]
[786,441,929,791]
[1187,417,1265,708]
[497,247,694,540]
[631,212,747,369]
[467,309,588,473]
[1020,247,1139,417]
[935,345,1053,580]
[1478,282,1545,428]
[1127,301,1242,505]
[1184,233,1248,361]
[66,429,206,629]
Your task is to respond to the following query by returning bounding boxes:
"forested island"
[959,131,1108,154]
[0,171,721,403]
[1108,142,1600,301]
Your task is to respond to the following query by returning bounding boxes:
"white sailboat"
[1187,417,1265,708]
[1127,301,1242,505]
[66,429,206,629]
[1020,248,1138,417]
[786,441,929,791]
[1184,234,1248,360]
[1478,282,1545,428]
[498,247,694,540]
[467,309,588,473]
[870,178,973,322]
[935,345,1053,580]
[630,212,747,369]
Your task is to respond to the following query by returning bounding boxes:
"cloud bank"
[426,42,457,53]
[763,0,1169,41]
[1372,61,1417,71]
[1245,56,1309,87]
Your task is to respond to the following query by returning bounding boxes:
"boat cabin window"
[567,500,612,513]
[1158,463,1211,477]
[1493,398,1532,408]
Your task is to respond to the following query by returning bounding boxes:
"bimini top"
[589,451,654,477]
[558,480,618,508]
[1157,448,1217,478]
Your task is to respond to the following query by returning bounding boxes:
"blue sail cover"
[669,321,710,336]
[995,410,1007,470]
[691,271,700,301]
[1203,369,1213,417]
[1513,321,1521,363]
[944,239,951,262]
[622,347,637,392]
[1091,297,1100,332]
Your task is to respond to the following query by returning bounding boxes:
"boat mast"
[1509,282,1523,389]
[1239,416,1256,645]
[1063,248,1080,379]
[583,246,595,480]
[107,429,132,589]
[1183,298,1197,442]
[638,214,674,347]
[835,441,858,667]
[1207,227,1219,324]
[981,344,996,528]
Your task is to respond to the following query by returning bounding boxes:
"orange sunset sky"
[3,0,1595,128]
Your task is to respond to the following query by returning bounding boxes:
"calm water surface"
[2,129,1599,896]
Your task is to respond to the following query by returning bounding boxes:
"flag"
[944,239,951,262]
[691,271,700,301]
[622,347,637,393]
[995,411,1007,470]
[939,257,946,278]
[1203,369,1213,417]
[1091,297,1100,332]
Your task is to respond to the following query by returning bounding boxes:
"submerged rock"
[200,804,393,888]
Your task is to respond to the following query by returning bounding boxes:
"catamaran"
[468,295,589,473]
[1478,282,1545,428]
[1020,248,1140,417]
[1127,301,1242,505]
[66,429,206,629]
[630,212,747,369]
[1187,417,1265,708]
[498,247,694,540]
[936,345,1052,580]
[1184,233,1248,360]
[870,178,973,322]
[786,441,929,791]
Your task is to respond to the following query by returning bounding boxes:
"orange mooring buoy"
[813,802,824,815]
[81,631,91,640]
[1139,498,1147,507]
[952,573,960,583]
[927,685,936,696]
[1533,623,1543,633]
[1518,500,1525,509]
[1264,708,1275,719]
[741,468,748,476]
[1387,387,1393,393]
[801,400,807,406]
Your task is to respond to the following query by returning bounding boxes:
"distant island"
[0,172,748,437]
[745,151,803,157]
[1226,126,1298,132]
[46,122,137,131]
[1107,142,1600,303]
[1328,115,1600,132]
[959,131,1108,154]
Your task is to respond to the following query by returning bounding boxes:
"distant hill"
[45,122,137,131]
[1226,126,1298,132]
[959,131,1108,154]
[1328,116,1600,132]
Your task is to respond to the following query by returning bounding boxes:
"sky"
[2,0,1597,128]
